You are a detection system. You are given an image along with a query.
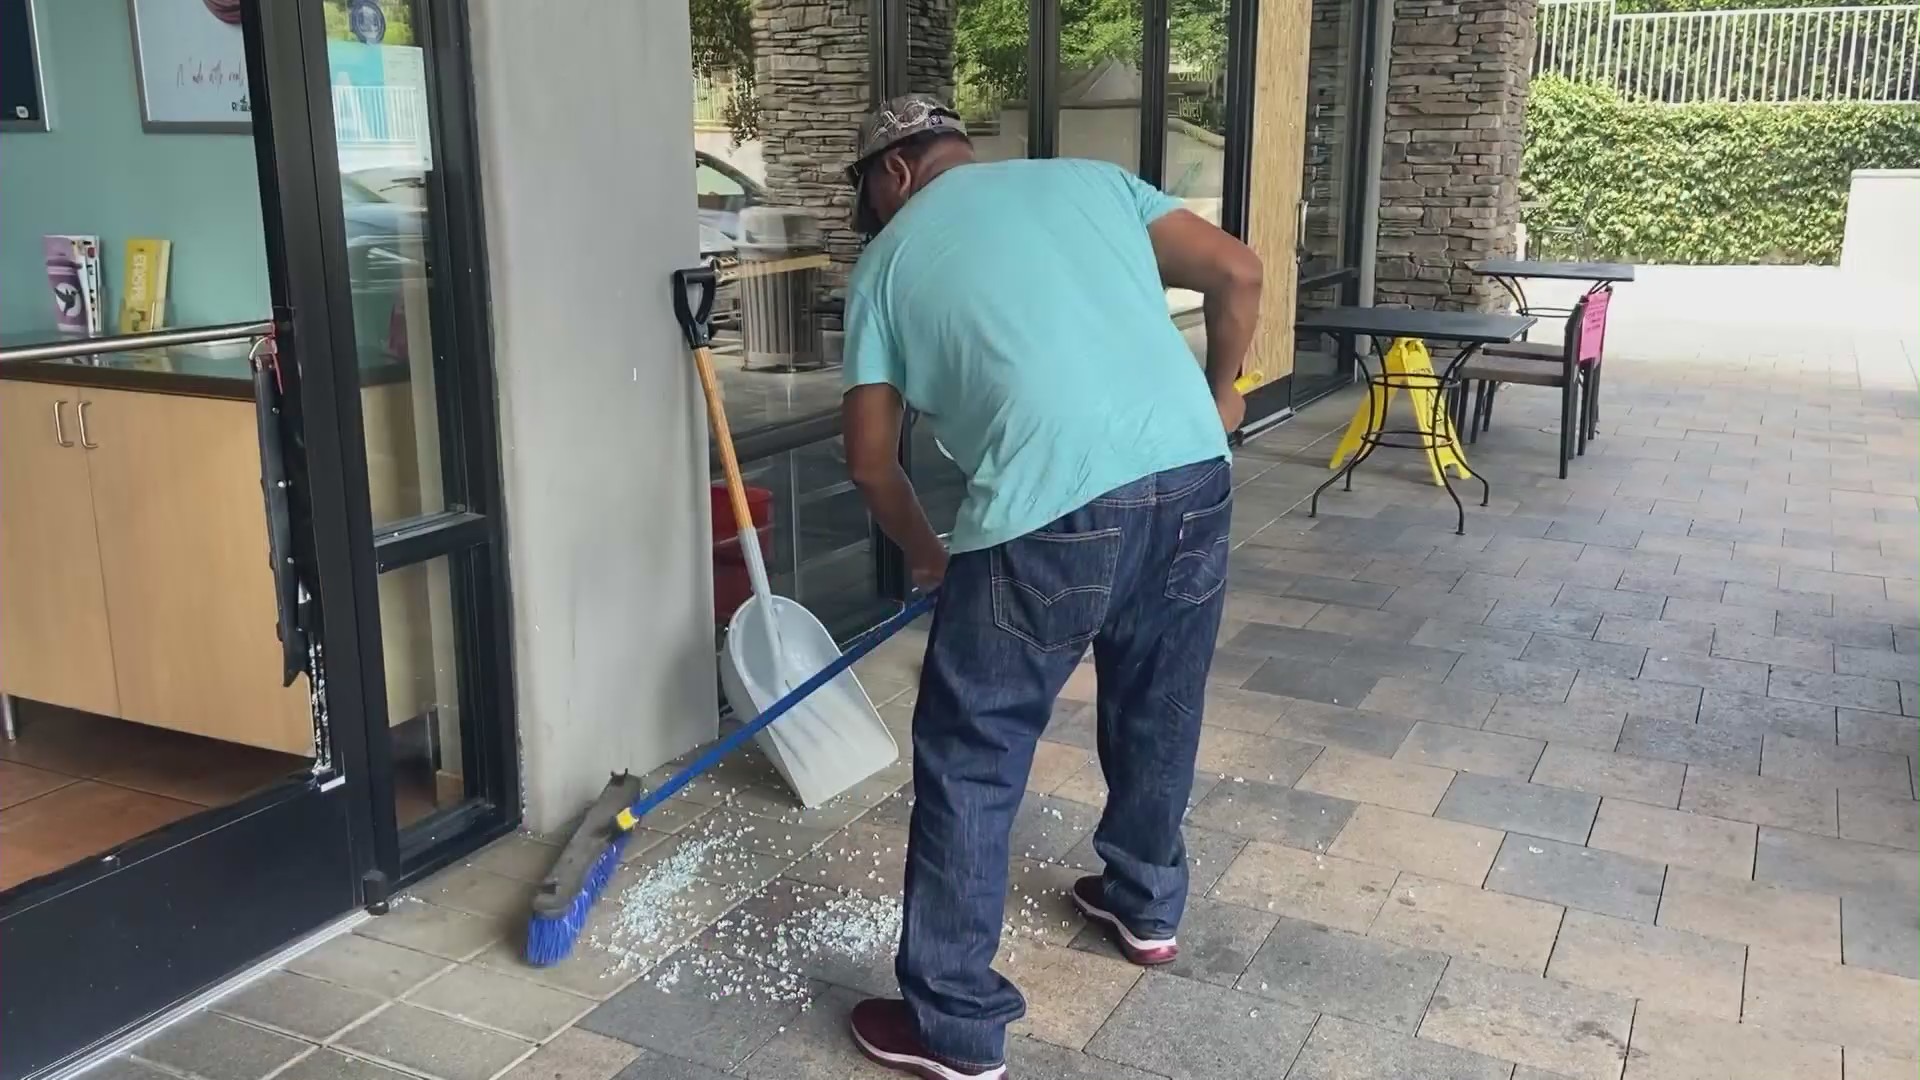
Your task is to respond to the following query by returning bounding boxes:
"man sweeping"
[839,95,1263,1080]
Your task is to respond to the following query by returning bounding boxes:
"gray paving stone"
[611,1050,731,1080]
[1710,630,1835,672]
[1641,652,1770,695]
[1567,672,1702,722]
[1776,610,1898,650]
[1070,894,1274,986]
[1238,918,1448,1033]
[1664,597,1781,637]
[1755,825,1920,903]
[1839,788,1920,850]
[1412,618,1534,658]
[1436,773,1600,844]
[1242,657,1381,707]
[212,971,384,1042]
[1305,604,1430,644]
[134,1013,311,1080]
[1480,698,1624,751]
[286,934,448,999]
[1545,909,1747,1023]
[1768,668,1904,713]
[1228,623,1350,662]
[1551,586,1666,620]
[1697,689,1837,741]
[579,949,802,1070]
[1334,638,1463,684]
[1619,715,1762,773]
[1594,614,1716,655]
[1443,654,1576,704]
[496,1030,639,1080]
[404,963,593,1042]
[354,903,506,963]
[1680,767,1839,835]
[1267,701,1417,756]
[1006,1036,1167,1080]
[1616,569,1728,602]
[334,1004,533,1080]
[1385,587,1496,622]
[1486,833,1666,922]
[88,1061,187,1080]
[1185,779,1355,850]
[1725,581,1836,616]
[1837,708,1918,755]
[1279,574,1398,609]
[1418,959,1634,1080]
[1519,634,1648,680]
[1531,743,1686,807]
[1843,894,1920,979]
[1452,572,1563,606]
[1487,602,1607,637]
[1762,733,1913,796]
[1084,971,1315,1080]
[1010,795,1102,862]
[1287,1015,1513,1080]
[1395,722,1545,780]
[1359,677,1496,727]
[278,1050,418,1080]
[1836,645,1919,681]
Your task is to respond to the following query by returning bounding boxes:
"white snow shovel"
[675,267,900,808]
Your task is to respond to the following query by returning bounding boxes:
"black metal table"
[1471,259,1635,322]
[1297,306,1536,534]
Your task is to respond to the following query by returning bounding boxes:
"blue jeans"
[896,459,1231,1069]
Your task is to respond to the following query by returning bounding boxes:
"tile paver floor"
[105,346,1917,1078]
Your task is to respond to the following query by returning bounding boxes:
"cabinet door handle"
[52,400,73,447]
[76,400,98,449]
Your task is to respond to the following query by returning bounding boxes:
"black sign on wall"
[1,0,49,131]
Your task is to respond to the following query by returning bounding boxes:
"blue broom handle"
[625,593,937,822]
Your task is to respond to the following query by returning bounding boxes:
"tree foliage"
[1521,76,1920,264]
[953,0,1228,113]
[692,0,760,143]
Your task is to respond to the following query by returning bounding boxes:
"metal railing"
[0,321,274,364]
[1535,0,1920,103]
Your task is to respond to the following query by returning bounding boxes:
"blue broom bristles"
[523,828,631,967]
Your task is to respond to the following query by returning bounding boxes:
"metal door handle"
[52,400,73,447]
[76,400,98,449]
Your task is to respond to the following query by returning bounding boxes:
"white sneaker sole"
[1070,889,1177,955]
[851,1027,1007,1080]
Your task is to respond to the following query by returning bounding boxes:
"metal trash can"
[736,206,825,372]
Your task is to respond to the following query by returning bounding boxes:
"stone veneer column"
[1375,0,1536,310]
[750,0,954,320]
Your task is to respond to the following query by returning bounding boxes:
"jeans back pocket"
[1165,496,1232,606]
[991,527,1124,651]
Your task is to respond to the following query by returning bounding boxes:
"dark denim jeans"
[896,459,1232,1070]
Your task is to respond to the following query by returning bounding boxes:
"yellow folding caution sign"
[1327,336,1472,486]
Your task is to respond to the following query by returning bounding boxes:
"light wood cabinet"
[0,382,121,718]
[0,381,311,755]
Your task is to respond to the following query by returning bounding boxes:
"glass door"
[309,0,517,876]
[1291,0,1371,405]
[0,3,378,1076]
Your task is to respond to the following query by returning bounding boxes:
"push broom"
[523,266,933,965]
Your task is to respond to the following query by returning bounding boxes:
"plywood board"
[1243,0,1313,384]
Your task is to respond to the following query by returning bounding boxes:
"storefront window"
[1058,0,1145,169]
[947,0,1031,161]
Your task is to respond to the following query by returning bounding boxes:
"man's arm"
[1148,209,1265,404]
[843,384,948,588]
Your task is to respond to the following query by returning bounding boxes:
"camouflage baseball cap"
[845,95,969,184]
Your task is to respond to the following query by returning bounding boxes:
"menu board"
[0,0,48,131]
[129,0,251,132]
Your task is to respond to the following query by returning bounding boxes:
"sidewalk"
[98,334,1918,1080]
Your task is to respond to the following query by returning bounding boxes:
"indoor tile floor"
[97,343,1918,1080]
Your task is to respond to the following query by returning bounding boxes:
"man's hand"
[1215,387,1246,435]
[908,539,949,590]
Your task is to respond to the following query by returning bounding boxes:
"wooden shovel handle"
[690,344,757,537]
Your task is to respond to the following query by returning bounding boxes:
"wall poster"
[128,0,250,132]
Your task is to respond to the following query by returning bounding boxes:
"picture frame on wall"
[0,0,51,132]
[128,0,251,133]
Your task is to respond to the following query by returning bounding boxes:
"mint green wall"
[0,0,269,335]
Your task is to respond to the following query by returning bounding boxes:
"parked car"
[696,151,768,328]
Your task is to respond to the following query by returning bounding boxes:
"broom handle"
[623,593,936,824]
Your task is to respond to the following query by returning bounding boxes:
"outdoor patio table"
[1297,306,1536,534]
[1471,259,1635,323]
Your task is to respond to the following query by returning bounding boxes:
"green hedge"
[1521,77,1920,265]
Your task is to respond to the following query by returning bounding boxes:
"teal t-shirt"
[842,157,1229,554]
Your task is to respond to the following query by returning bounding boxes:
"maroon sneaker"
[1070,876,1179,966]
[849,998,1007,1080]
